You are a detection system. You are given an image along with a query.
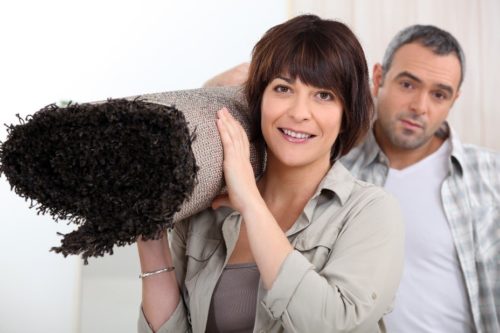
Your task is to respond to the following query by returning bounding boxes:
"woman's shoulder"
[350,176,399,210]
[325,163,402,225]
[324,162,397,211]
[342,179,402,232]
[317,163,402,234]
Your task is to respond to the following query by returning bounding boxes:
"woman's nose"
[287,95,312,121]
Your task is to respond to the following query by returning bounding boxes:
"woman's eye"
[274,85,290,93]
[317,91,334,101]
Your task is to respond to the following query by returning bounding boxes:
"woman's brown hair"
[245,14,373,162]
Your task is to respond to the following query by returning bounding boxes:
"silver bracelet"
[139,266,175,279]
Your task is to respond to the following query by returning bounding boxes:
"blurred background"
[0,1,498,332]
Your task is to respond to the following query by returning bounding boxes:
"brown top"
[205,263,259,333]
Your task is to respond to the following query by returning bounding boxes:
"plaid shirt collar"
[356,121,465,174]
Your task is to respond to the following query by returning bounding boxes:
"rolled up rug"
[0,87,264,263]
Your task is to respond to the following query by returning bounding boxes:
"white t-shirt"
[383,140,474,332]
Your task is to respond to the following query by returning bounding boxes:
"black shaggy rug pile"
[0,99,198,262]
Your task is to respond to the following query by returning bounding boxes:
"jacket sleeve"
[261,193,404,333]
[138,300,190,333]
[137,220,192,333]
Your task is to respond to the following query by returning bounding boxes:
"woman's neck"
[256,156,331,231]
[258,156,331,207]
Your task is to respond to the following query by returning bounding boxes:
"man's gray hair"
[382,25,466,87]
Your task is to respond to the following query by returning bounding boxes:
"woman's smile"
[279,127,316,143]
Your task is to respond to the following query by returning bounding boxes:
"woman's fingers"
[216,107,250,157]
[217,108,237,143]
[215,107,257,213]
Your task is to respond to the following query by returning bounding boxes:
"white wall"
[0,1,288,332]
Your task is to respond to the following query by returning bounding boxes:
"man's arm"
[203,63,250,88]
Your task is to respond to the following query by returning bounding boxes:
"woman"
[137,15,404,333]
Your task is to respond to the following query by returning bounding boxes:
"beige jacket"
[138,162,404,333]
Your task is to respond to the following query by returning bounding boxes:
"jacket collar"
[313,161,355,207]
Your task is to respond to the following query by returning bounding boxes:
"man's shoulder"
[456,142,500,172]
[452,143,500,201]
[340,144,369,169]
[461,142,499,157]
[340,130,382,170]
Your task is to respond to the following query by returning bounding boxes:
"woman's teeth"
[282,129,312,139]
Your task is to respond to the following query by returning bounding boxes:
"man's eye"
[400,81,413,89]
[433,91,448,100]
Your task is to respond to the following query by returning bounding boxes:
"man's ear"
[372,63,384,97]
[451,89,461,107]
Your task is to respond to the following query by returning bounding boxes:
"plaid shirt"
[340,124,500,333]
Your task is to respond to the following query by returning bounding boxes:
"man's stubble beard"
[376,112,432,150]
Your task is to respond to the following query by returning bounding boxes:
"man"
[341,25,499,333]
[205,25,499,332]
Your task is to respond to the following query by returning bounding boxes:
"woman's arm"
[137,234,180,331]
[137,220,192,333]
[213,107,293,289]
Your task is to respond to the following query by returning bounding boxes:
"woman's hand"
[212,107,261,213]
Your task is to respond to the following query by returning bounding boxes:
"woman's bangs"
[274,40,340,91]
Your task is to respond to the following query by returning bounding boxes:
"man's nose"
[409,91,428,115]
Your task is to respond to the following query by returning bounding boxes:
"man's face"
[372,42,461,153]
